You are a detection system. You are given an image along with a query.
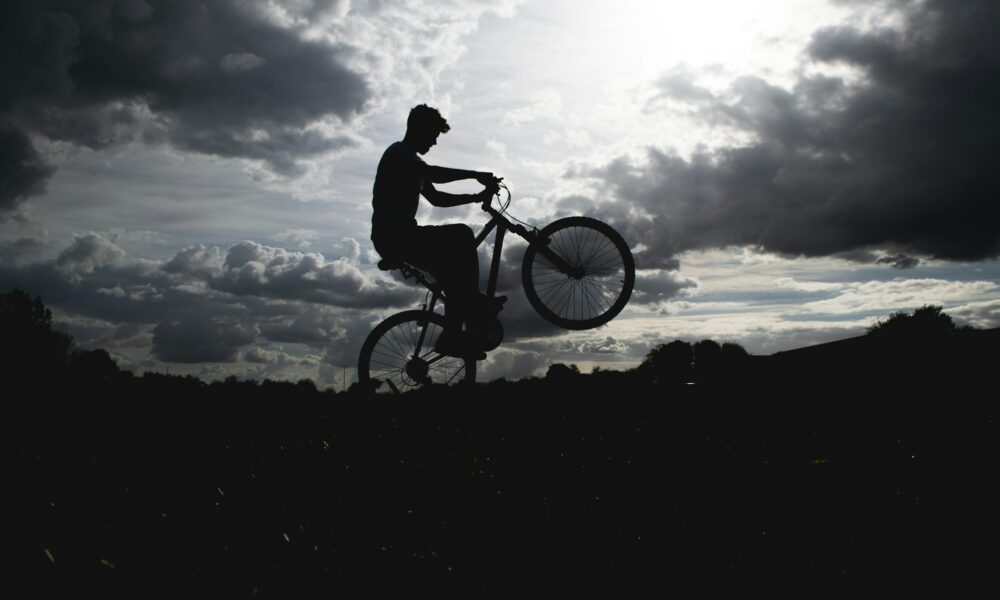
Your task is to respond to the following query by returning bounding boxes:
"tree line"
[2,287,992,405]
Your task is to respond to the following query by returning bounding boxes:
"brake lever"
[482,177,504,211]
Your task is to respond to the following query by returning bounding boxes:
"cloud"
[610,313,871,357]
[0,238,48,266]
[56,232,127,280]
[512,332,646,365]
[0,0,525,218]
[242,346,310,365]
[220,52,266,73]
[589,0,1000,266]
[478,349,548,381]
[949,299,1000,330]
[215,240,419,308]
[774,277,845,293]
[54,314,148,352]
[274,228,320,248]
[162,245,224,279]
[501,90,563,127]
[0,231,419,379]
[632,269,698,306]
[799,278,999,315]
[575,336,629,355]
[0,127,57,218]
[875,253,919,269]
[0,0,370,216]
[162,238,419,308]
[153,316,258,363]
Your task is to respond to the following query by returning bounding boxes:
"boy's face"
[415,129,439,154]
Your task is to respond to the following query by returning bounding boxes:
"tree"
[69,348,122,382]
[718,342,751,380]
[1,288,74,375]
[641,340,693,384]
[867,305,959,340]
[865,305,973,376]
[692,340,722,382]
[720,342,748,357]
[545,363,580,382]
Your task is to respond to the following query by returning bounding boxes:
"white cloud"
[274,228,320,248]
[55,233,127,280]
[478,348,548,381]
[801,279,1000,315]
[774,277,845,293]
[501,90,563,127]
[162,239,421,308]
[949,299,1000,330]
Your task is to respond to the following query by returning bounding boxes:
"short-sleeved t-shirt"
[371,141,425,237]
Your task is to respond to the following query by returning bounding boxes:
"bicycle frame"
[412,198,581,317]
[361,185,634,390]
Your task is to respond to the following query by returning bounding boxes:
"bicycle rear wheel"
[522,216,635,330]
[358,310,476,393]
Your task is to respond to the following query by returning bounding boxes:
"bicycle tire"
[521,216,635,330]
[358,310,475,392]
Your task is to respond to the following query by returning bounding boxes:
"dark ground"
[2,376,998,598]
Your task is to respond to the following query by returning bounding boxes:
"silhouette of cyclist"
[371,104,499,359]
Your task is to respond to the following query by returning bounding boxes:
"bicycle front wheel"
[522,216,635,330]
[358,310,476,393]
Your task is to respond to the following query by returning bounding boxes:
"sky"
[2,0,999,387]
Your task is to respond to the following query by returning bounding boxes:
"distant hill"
[761,326,999,395]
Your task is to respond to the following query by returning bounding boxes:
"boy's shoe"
[480,293,507,314]
[433,330,487,360]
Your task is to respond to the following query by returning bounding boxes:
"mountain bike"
[357,180,635,393]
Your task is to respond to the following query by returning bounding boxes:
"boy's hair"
[407,104,450,134]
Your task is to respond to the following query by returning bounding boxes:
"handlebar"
[481,177,508,211]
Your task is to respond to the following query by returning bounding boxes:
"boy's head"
[406,104,449,154]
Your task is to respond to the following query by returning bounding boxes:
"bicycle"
[357,180,635,393]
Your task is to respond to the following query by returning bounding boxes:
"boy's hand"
[475,172,496,186]
[475,187,496,203]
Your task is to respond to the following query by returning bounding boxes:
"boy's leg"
[405,224,479,333]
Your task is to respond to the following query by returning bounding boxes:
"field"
[3,376,997,598]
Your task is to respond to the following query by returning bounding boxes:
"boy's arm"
[420,164,494,185]
[422,181,494,208]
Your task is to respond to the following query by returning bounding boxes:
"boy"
[371,104,498,358]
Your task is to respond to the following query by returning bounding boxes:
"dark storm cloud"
[0,238,48,266]
[317,312,384,369]
[0,0,369,215]
[633,269,698,305]
[0,127,56,217]
[152,316,258,363]
[594,0,1000,266]
[875,253,919,269]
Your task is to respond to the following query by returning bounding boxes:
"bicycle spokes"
[523,217,635,330]
[359,311,474,392]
